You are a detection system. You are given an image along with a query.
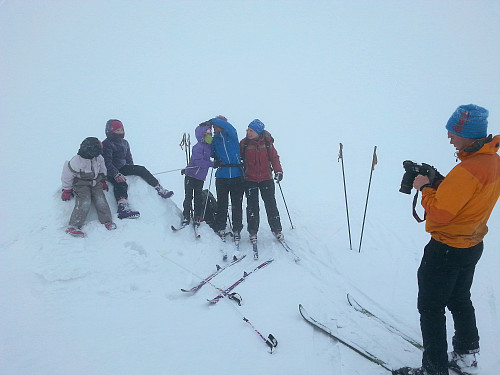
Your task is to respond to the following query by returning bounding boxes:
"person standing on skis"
[240,119,284,245]
[393,105,500,375]
[210,115,245,242]
[102,119,174,219]
[180,121,215,227]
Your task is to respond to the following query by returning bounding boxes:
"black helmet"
[78,137,102,159]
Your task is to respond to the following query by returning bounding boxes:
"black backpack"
[201,189,217,230]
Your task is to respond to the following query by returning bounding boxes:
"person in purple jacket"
[102,119,174,219]
[180,121,215,226]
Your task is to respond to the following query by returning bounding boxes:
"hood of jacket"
[195,123,211,143]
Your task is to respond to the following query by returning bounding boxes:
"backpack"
[201,189,217,230]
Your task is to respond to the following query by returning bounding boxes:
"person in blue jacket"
[210,115,245,241]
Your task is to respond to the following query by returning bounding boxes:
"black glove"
[213,160,222,168]
[181,169,185,175]
[274,172,283,182]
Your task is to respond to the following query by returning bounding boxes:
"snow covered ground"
[1,1,499,374]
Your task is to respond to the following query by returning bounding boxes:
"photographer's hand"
[413,175,431,191]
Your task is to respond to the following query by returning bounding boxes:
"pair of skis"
[171,222,200,239]
[277,237,300,262]
[250,235,299,262]
[207,258,274,304]
[181,257,277,353]
[180,255,246,294]
[300,295,468,375]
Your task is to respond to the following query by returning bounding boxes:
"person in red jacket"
[240,119,284,245]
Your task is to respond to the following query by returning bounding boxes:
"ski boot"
[66,227,85,237]
[273,231,284,241]
[448,350,479,375]
[216,229,227,241]
[104,222,117,230]
[117,199,140,219]
[155,184,174,199]
[391,367,429,375]
[193,217,201,227]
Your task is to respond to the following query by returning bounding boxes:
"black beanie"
[78,137,102,159]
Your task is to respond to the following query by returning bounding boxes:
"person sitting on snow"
[61,137,116,237]
[102,119,174,219]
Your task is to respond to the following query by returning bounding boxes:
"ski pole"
[359,146,377,253]
[338,143,352,250]
[277,181,294,229]
[153,166,197,176]
[242,317,278,353]
[201,168,214,221]
[179,133,191,165]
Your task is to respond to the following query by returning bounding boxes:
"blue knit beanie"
[445,104,488,139]
[248,119,265,135]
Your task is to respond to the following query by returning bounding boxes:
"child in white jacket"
[61,137,116,237]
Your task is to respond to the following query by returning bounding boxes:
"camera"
[399,160,444,194]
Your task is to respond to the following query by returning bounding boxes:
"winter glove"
[274,172,283,182]
[61,189,73,201]
[181,169,186,175]
[213,160,222,168]
[101,179,109,191]
[114,173,127,183]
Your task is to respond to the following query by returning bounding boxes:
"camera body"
[399,160,444,194]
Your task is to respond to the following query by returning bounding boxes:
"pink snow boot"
[66,227,86,237]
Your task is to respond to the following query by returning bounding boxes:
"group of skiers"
[181,115,284,245]
[61,116,284,245]
[60,105,500,375]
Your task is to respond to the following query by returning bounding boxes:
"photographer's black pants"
[244,179,282,234]
[417,238,482,374]
[214,177,244,233]
[108,164,159,201]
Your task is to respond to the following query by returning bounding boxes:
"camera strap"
[412,191,426,223]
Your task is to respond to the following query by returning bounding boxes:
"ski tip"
[346,293,353,305]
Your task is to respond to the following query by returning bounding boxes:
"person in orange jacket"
[394,105,500,375]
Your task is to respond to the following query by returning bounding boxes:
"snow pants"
[108,164,159,201]
[69,178,112,228]
[214,177,244,233]
[417,238,483,374]
[244,179,282,234]
[182,175,204,221]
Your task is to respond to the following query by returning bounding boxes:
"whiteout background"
[0,1,499,374]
